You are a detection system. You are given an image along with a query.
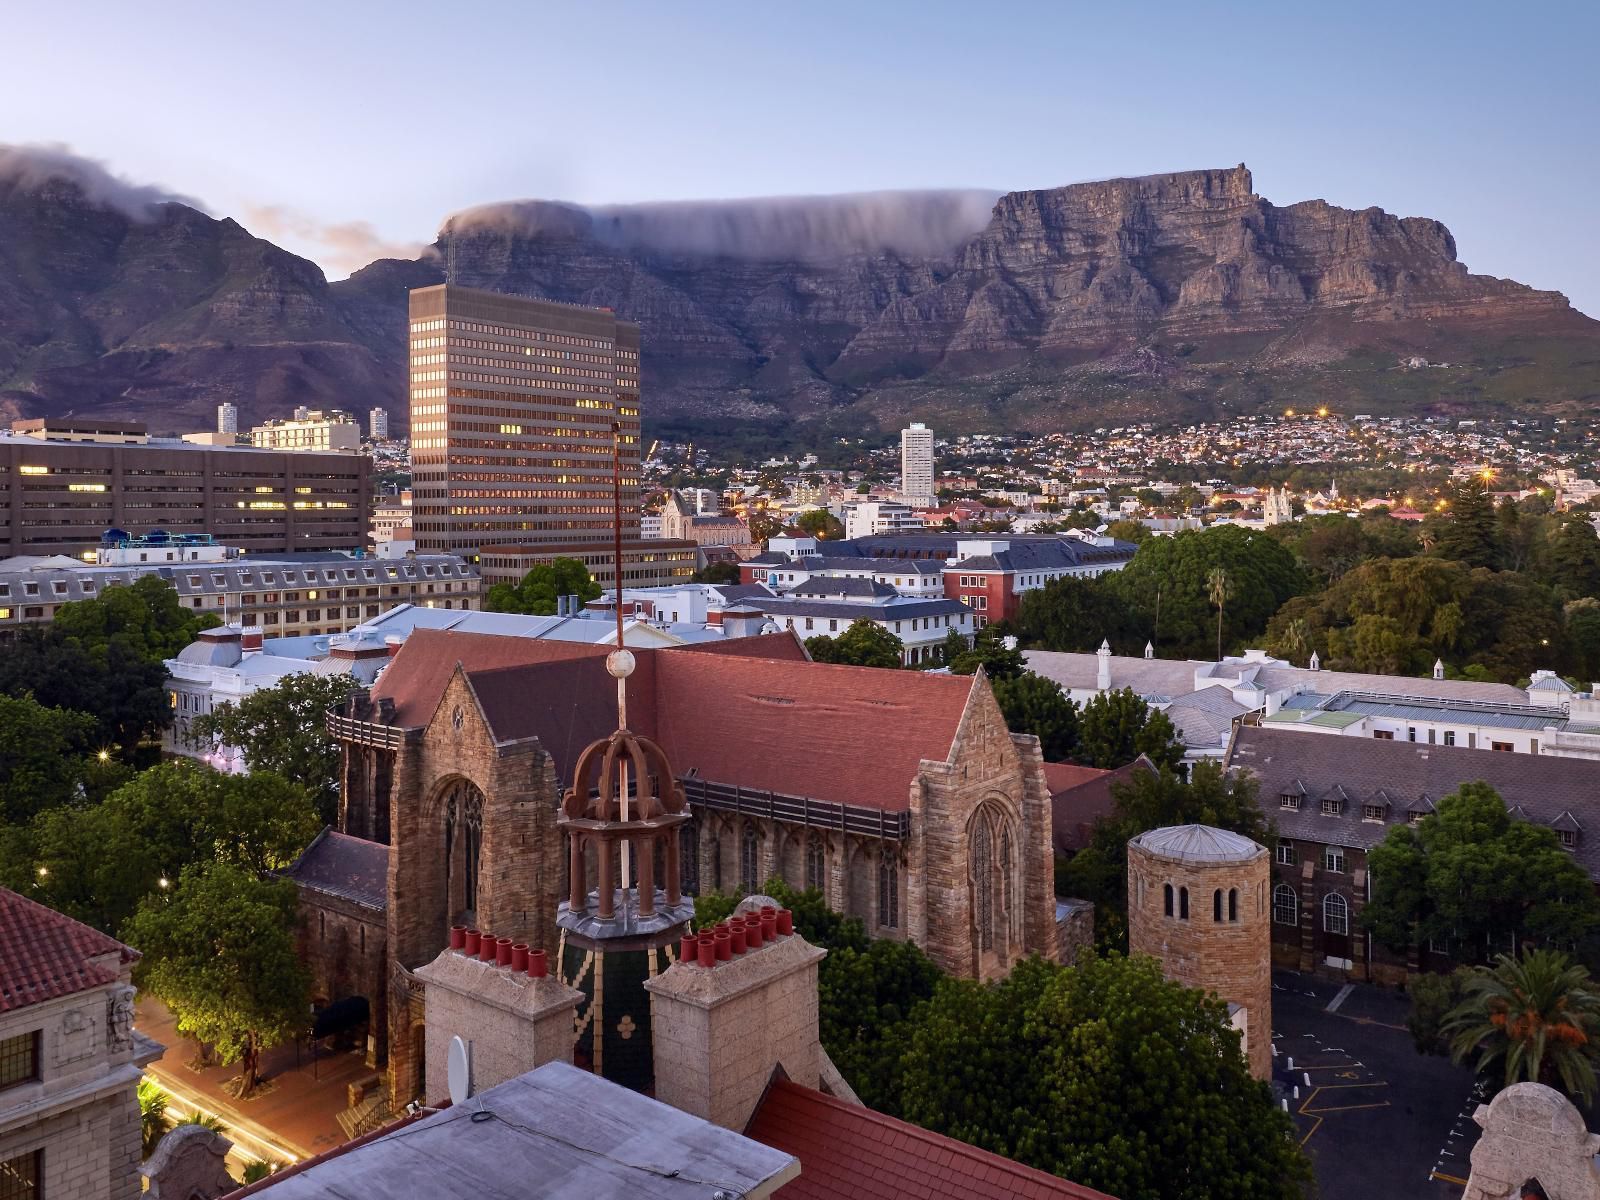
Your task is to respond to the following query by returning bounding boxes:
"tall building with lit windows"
[408,285,644,558]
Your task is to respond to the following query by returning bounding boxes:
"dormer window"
[1320,795,1345,817]
[1407,811,1426,825]
[1280,793,1301,811]
[1559,829,1578,850]
[1362,803,1386,822]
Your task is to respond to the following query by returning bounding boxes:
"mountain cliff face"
[2,165,1594,439]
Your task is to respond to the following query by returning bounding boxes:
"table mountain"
[3,163,1595,439]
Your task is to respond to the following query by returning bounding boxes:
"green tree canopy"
[1075,688,1184,772]
[945,626,1025,679]
[0,694,110,824]
[805,620,903,669]
[992,673,1079,761]
[1011,575,1132,653]
[1433,477,1501,570]
[692,561,741,585]
[1365,782,1600,960]
[892,954,1311,1200]
[1107,525,1305,658]
[191,672,361,825]
[796,509,844,540]
[2,761,320,934]
[1444,948,1600,1104]
[124,862,310,1097]
[484,557,603,614]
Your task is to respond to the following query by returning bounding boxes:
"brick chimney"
[413,930,582,1106]
[644,901,826,1130]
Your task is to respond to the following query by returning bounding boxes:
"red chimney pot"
[745,919,763,949]
[479,935,498,963]
[679,934,697,962]
[463,929,481,956]
[450,925,467,951]
[496,937,514,967]
[528,949,549,979]
[714,931,732,961]
[511,943,529,973]
[777,909,794,936]
[697,934,716,969]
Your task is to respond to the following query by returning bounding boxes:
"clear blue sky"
[7,0,1598,313]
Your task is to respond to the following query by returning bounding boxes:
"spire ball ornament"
[606,648,636,680]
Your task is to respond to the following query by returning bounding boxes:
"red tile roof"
[1048,757,1158,856]
[747,1079,1118,1200]
[0,887,138,1013]
[675,630,811,661]
[373,629,977,810]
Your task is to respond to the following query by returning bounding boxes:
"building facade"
[369,408,389,442]
[325,630,1061,1107]
[0,889,163,1200]
[0,424,372,559]
[408,285,642,558]
[899,423,935,509]
[250,410,362,453]
[217,403,237,435]
[478,539,696,591]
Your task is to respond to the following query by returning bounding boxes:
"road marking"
[1326,983,1354,1012]
[1431,1169,1470,1186]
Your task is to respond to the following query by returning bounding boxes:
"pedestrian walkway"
[136,996,377,1163]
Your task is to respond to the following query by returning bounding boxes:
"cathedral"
[308,627,1063,1109]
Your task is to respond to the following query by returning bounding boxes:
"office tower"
[217,402,238,434]
[370,407,390,441]
[900,422,935,508]
[408,285,643,557]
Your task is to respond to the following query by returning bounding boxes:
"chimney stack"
[645,898,826,1131]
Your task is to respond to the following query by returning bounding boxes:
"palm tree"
[179,1113,230,1135]
[1207,567,1232,662]
[1443,948,1600,1104]
[138,1079,172,1158]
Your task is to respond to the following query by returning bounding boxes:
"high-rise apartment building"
[900,422,935,508]
[218,402,238,434]
[370,407,390,442]
[408,285,642,557]
[251,410,362,452]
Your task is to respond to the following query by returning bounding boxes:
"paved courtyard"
[1272,971,1487,1199]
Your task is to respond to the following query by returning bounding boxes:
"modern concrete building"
[217,403,238,435]
[899,422,935,508]
[250,410,362,453]
[0,888,164,1200]
[368,407,389,442]
[407,285,642,558]
[0,422,372,559]
[478,539,696,591]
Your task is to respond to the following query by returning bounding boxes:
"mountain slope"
[3,164,1596,439]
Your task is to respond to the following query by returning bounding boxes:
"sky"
[6,0,1598,313]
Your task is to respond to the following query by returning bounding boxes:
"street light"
[98,750,110,762]
[158,877,170,890]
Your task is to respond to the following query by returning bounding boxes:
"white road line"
[1325,983,1355,1013]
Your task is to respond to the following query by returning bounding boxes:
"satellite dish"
[447,1035,472,1106]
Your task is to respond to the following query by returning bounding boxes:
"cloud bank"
[0,142,202,218]
[442,190,1002,261]
[242,205,427,277]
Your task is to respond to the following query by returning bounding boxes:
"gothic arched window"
[805,837,826,893]
[442,780,485,920]
[878,852,899,930]
[740,823,759,892]
[973,819,994,950]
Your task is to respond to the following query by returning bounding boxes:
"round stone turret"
[1127,824,1271,1080]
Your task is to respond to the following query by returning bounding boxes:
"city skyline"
[2,0,1596,315]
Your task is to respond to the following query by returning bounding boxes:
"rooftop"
[0,887,138,1013]
[282,829,389,911]
[1132,824,1264,864]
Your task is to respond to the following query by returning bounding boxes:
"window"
[1407,727,1417,742]
[1323,892,1350,936]
[740,824,759,892]
[1407,810,1426,825]
[0,1031,39,1091]
[1163,882,1174,916]
[878,853,899,929]
[1279,792,1301,811]
[1276,839,1295,866]
[1320,796,1342,816]
[805,838,825,892]
[1228,888,1238,922]
[1491,741,1513,753]
[1323,847,1345,874]
[1179,886,1189,920]
[1443,730,1455,747]
[1273,883,1299,926]
[1361,804,1386,822]
[1559,829,1578,850]
[0,1149,41,1200]
[1213,888,1223,922]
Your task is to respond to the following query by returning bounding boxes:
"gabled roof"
[283,829,389,911]
[1048,757,1158,856]
[747,1079,1116,1200]
[0,887,137,1013]
[789,577,900,600]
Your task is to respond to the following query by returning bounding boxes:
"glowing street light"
[1284,407,1296,417]
[36,867,47,878]
[158,877,170,890]
[98,749,110,762]
[1316,406,1329,418]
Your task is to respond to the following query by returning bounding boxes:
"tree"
[192,673,361,825]
[0,630,170,755]
[992,673,1079,761]
[893,954,1311,1199]
[1207,566,1232,661]
[3,761,320,935]
[483,557,602,614]
[0,694,105,824]
[796,509,844,540]
[139,1079,172,1158]
[1406,966,1473,1056]
[1104,519,1150,544]
[1434,477,1501,570]
[1012,575,1130,653]
[1365,782,1600,961]
[50,575,218,661]
[946,627,1025,679]
[693,561,741,585]
[124,862,310,1098]
[1074,688,1184,771]
[805,620,903,669]
[748,509,785,544]
[1444,949,1600,1104]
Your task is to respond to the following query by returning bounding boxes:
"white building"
[843,501,921,541]
[217,401,238,434]
[370,407,390,441]
[251,409,362,452]
[754,578,974,666]
[899,422,936,508]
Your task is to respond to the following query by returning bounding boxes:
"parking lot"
[1271,971,1487,1199]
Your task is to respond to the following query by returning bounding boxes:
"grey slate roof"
[283,829,389,910]
[757,596,972,622]
[1134,825,1265,863]
[1225,725,1600,880]
[789,577,900,600]
[1163,688,1249,748]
